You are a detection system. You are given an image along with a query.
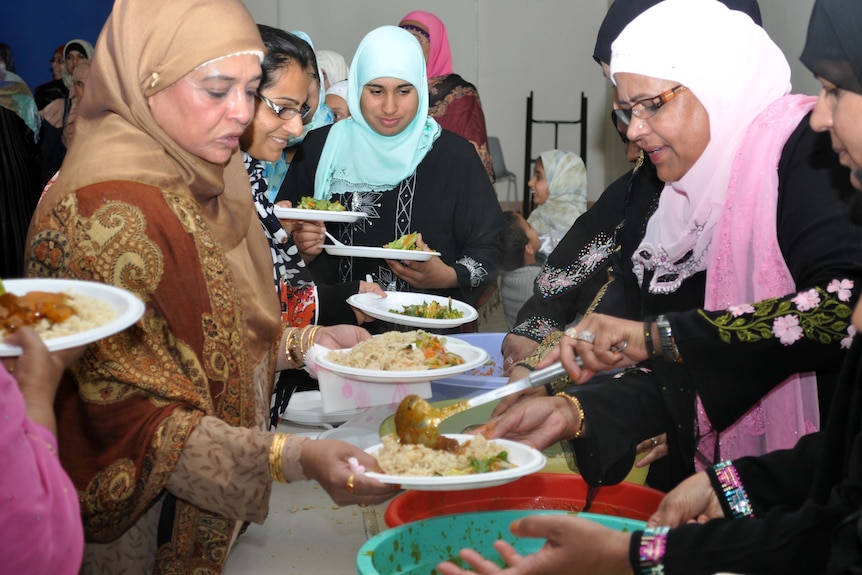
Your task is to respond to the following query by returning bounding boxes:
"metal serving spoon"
[394,361,571,450]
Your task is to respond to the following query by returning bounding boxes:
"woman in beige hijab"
[26,0,392,572]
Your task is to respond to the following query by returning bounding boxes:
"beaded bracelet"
[269,433,289,483]
[712,460,754,519]
[555,391,585,438]
[637,526,669,575]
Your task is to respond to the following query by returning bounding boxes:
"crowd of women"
[3,0,862,573]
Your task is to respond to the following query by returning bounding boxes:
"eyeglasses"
[257,93,312,121]
[614,85,687,126]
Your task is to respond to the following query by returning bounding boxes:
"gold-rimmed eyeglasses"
[257,93,312,121]
[614,85,687,126]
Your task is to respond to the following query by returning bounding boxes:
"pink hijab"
[400,10,453,78]
[612,0,790,295]
[612,0,819,467]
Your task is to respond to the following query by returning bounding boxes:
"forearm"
[166,416,309,524]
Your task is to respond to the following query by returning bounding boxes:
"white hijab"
[611,0,791,293]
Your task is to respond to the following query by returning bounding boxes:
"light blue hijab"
[313,25,441,199]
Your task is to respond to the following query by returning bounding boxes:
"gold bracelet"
[269,433,289,483]
[300,325,321,359]
[556,392,585,439]
[284,328,304,368]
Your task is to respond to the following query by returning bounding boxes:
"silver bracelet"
[656,314,682,363]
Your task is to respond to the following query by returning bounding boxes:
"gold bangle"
[269,433,289,483]
[556,392,585,439]
[285,328,304,368]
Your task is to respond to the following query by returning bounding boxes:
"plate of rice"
[365,433,546,491]
[315,330,489,383]
[0,279,146,357]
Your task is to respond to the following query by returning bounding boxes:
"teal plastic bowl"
[356,509,645,575]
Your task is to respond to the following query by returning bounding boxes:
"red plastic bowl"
[384,473,664,528]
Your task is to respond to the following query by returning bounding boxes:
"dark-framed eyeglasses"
[614,85,687,126]
[257,93,312,121]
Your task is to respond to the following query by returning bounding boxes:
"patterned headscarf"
[34,0,264,250]
[527,150,588,239]
[313,25,441,199]
[400,10,454,78]
[613,0,790,293]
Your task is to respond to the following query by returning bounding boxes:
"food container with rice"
[309,331,488,412]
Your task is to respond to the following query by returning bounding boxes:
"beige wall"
[243,0,815,204]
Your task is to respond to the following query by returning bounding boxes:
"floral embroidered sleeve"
[669,278,857,431]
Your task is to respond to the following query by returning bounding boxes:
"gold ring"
[564,327,578,339]
[346,474,355,493]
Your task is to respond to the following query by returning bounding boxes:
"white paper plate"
[365,434,546,491]
[0,279,145,357]
[347,291,478,328]
[316,343,489,383]
[282,390,361,426]
[273,206,366,223]
[320,245,441,261]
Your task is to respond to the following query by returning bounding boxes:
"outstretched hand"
[436,514,632,575]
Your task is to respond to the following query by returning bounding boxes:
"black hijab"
[800,0,862,96]
[592,0,763,65]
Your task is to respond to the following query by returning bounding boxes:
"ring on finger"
[504,356,514,365]
[346,474,355,493]
[650,437,659,448]
[611,340,628,353]
[576,330,596,344]
[564,327,578,339]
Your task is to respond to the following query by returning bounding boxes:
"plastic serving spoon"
[394,361,571,450]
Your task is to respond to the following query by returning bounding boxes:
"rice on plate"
[375,433,515,476]
[0,290,117,340]
[325,330,463,371]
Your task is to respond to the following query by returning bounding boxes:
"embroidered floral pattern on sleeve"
[698,279,854,346]
[535,233,615,299]
[511,316,561,343]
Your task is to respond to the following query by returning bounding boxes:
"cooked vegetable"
[389,299,464,320]
[468,451,513,474]
[298,196,346,211]
[413,331,465,368]
[384,231,432,251]
[0,291,76,333]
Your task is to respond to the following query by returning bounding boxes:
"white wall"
[242,0,815,204]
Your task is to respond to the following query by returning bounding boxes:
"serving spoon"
[394,361,571,450]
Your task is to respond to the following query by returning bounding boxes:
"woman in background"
[0,42,41,277]
[316,49,348,90]
[279,25,503,318]
[398,10,493,181]
[526,149,588,259]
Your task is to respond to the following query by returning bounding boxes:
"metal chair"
[488,136,517,206]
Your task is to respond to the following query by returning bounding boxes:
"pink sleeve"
[0,367,84,575]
